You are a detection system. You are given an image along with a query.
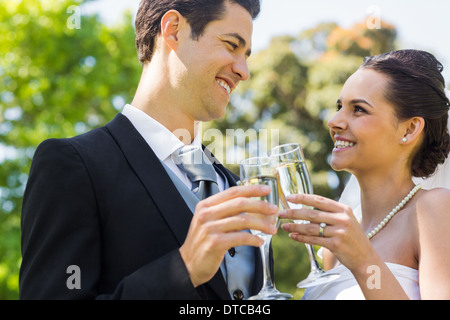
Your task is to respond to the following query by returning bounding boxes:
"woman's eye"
[354,105,366,113]
[336,104,342,111]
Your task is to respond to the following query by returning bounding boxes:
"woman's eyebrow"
[337,98,374,108]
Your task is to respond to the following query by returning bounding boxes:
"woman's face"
[328,68,406,176]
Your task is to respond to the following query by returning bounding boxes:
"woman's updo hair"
[361,49,450,178]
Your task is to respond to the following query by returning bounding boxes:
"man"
[19,0,277,300]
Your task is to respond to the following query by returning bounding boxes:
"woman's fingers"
[286,193,347,213]
[281,221,335,238]
[280,193,355,225]
[280,207,338,225]
[279,193,357,248]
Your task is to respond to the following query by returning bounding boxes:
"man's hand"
[179,185,278,287]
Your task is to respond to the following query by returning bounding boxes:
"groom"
[19,0,277,300]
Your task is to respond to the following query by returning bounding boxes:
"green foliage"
[0,0,398,299]
[272,226,310,299]
[0,0,141,299]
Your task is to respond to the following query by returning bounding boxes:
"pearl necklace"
[365,184,422,239]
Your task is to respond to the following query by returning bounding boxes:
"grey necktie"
[172,146,220,199]
[172,146,254,300]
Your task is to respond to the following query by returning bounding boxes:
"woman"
[280,49,450,300]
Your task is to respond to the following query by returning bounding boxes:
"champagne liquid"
[275,161,313,222]
[241,175,279,241]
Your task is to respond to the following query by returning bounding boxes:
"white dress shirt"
[121,104,225,191]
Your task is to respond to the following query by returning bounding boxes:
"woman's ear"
[401,117,425,144]
[160,10,185,52]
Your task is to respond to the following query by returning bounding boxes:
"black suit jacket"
[19,113,268,300]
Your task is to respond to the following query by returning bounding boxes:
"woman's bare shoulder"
[416,188,450,214]
[415,187,450,234]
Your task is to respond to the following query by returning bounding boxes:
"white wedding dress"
[302,262,420,300]
[302,110,450,300]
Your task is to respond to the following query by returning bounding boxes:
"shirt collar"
[122,104,201,161]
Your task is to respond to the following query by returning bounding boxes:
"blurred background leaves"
[0,0,141,299]
[1,0,402,299]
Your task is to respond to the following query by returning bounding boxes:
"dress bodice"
[302,262,420,300]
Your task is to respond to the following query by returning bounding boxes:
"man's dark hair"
[135,0,261,64]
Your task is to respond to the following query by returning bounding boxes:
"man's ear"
[401,117,425,144]
[160,10,185,52]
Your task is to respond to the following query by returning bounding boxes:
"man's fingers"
[220,230,265,249]
[200,185,272,207]
[216,212,278,235]
[210,196,278,219]
[195,185,279,221]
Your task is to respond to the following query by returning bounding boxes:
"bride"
[280,49,450,300]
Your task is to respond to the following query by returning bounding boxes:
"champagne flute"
[271,143,340,288]
[240,156,292,300]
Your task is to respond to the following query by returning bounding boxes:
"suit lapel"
[106,113,192,245]
[106,114,230,299]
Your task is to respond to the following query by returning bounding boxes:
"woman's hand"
[279,193,375,273]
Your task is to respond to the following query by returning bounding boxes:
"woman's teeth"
[217,79,231,95]
[334,140,355,149]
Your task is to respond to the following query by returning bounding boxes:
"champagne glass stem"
[306,244,321,272]
[260,238,274,290]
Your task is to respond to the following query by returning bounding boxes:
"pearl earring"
[401,137,407,143]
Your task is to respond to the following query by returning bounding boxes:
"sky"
[82,0,450,82]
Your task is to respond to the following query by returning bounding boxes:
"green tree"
[0,0,141,299]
